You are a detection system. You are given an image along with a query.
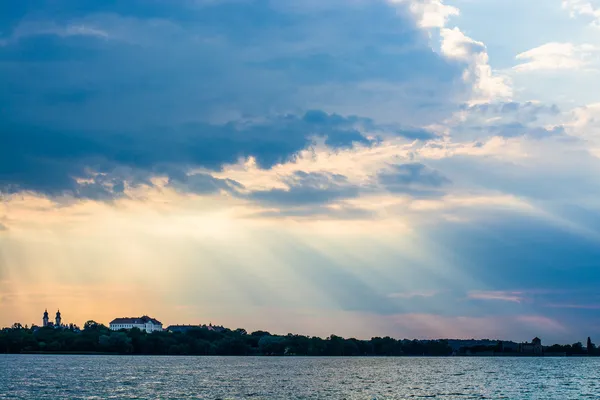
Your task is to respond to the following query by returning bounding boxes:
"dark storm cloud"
[0,113,376,199]
[0,0,466,199]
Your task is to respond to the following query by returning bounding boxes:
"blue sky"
[1,0,600,343]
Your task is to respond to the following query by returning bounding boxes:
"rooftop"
[110,316,162,325]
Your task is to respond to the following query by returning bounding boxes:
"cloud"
[468,291,524,303]
[0,20,109,46]
[390,0,459,28]
[462,102,560,122]
[0,0,472,199]
[564,102,600,146]
[378,163,450,197]
[168,172,244,196]
[489,123,565,140]
[545,303,600,310]
[440,27,512,102]
[0,112,380,199]
[444,101,564,143]
[388,290,439,299]
[0,0,468,126]
[393,0,511,103]
[562,0,600,27]
[563,102,600,156]
[514,42,600,72]
[425,130,600,205]
[247,171,360,207]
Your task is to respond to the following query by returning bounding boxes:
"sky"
[1,0,600,344]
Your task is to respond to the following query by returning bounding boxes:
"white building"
[109,316,163,333]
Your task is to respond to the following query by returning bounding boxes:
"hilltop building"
[42,309,64,329]
[109,316,163,333]
[520,337,543,355]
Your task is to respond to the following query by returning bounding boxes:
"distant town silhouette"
[1,309,597,357]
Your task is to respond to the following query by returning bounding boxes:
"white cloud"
[563,102,600,157]
[441,28,512,102]
[514,42,600,72]
[0,20,109,45]
[392,0,512,102]
[390,0,459,28]
[468,290,524,303]
[62,25,109,38]
[563,0,600,27]
[565,102,600,132]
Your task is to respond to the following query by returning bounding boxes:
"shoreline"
[1,352,580,357]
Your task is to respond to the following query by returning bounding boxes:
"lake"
[1,355,599,399]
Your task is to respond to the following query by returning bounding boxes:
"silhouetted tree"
[572,342,584,355]
[83,320,101,330]
[587,337,595,355]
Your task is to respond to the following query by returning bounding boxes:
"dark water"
[1,355,599,399]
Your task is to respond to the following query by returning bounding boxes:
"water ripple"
[1,355,600,399]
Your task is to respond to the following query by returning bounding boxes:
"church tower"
[43,309,49,327]
[55,310,62,327]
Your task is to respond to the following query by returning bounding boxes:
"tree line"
[544,337,598,356]
[3,322,596,356]
[456,337,598,356]
[0,321,453,356]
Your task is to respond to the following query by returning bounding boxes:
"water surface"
[1,355,599,399]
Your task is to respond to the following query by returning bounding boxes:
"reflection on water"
[1,355,599,399]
